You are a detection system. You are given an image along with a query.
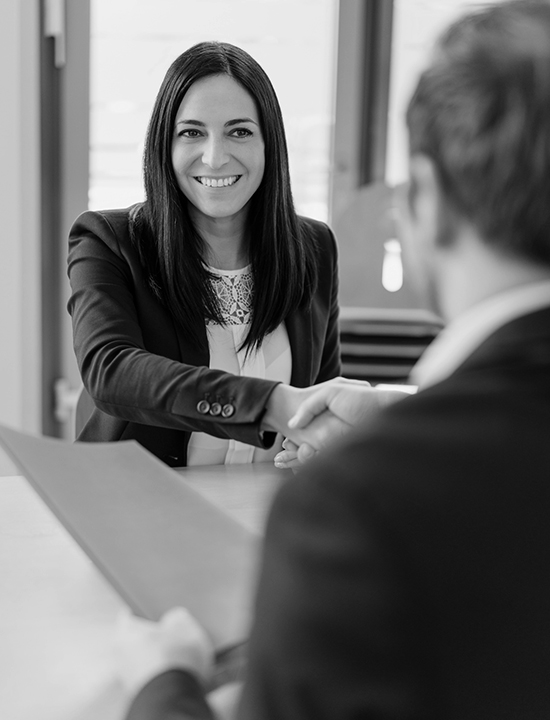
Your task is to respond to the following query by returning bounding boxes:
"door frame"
[41,0,90,437]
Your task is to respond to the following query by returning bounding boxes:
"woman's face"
[171,74,265,225]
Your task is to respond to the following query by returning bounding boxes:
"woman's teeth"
[195,175,240,187]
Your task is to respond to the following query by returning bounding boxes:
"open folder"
[0,422,269,685]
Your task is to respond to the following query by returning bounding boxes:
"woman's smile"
[194,175,242,188]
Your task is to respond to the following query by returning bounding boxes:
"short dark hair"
[407,0,550,265]
[133,41,318,351]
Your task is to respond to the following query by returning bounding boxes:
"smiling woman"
[171,74,265,245]
[67,42,341,467]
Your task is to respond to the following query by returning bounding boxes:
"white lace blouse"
[186,265,292,466]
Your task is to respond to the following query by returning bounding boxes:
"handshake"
[262,377,411,469]
[115,378,413,711]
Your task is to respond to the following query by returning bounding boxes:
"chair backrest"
[74,387,95,438]
[339,306,443,385]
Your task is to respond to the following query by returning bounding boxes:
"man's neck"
[436,230,550,323]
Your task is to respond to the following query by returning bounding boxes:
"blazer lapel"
[173,315,210,369]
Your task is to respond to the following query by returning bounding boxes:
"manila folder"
[0,423,260,655]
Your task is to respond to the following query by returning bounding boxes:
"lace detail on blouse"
[207,268,253,326]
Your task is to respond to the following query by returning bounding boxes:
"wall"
[0,0,41,436]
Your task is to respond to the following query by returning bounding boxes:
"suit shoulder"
[70,203,142,237]
[69,204,143,256]
[298,214,334,239]
[298,215,338,258]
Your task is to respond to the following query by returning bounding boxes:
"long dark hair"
[131,41,318,351]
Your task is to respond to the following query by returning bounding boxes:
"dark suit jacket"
[126,305,550,719]
[67,206,340,466]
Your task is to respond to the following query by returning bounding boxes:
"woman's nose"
[201,136,229,170]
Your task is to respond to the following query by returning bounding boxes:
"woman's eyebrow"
[175,117,258,127]
[225,118,258,127]
[175,119,205,127]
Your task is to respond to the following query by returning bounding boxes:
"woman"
[68,41,340,467]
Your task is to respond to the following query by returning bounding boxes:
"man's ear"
[409,154,460,249]
[401,153,450,314]
[408,154,441,251]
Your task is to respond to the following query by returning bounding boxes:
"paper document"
[0,423,260,655]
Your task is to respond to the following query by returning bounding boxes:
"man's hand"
[289,384,408,431]
[114,606,214,695]
[273,383,411,469]
[262,377,370,437]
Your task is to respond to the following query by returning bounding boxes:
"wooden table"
[0,463,289,720]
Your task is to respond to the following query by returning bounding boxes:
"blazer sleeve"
[235,427,433,720]
[67,209,279,448]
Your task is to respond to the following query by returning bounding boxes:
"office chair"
[339,306,443,385]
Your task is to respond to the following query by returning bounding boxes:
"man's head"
[403,0,550,316]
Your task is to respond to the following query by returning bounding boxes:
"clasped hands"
[262,377,404,468]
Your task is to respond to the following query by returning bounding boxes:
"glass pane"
[386,0,504,186]
[89,0,338,222]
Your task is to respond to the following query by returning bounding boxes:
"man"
[118,2,550,717]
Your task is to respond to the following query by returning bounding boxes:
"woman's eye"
[179,129,202,138]
[230,128,253,138]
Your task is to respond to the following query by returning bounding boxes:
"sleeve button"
[197,400,210,414]
[221,403,235,418]
[209,402,222,416]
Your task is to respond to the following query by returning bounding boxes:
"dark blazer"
[127,305,550,719]
[67,206,340,466]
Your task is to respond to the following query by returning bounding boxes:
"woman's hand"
[273,407,353,469]
[274,438,315,470]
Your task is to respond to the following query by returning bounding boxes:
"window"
[89,0,338,221]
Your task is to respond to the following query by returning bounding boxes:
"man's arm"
[237,434,431,720]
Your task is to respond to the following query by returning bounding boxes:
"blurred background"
[0,0,500,448]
